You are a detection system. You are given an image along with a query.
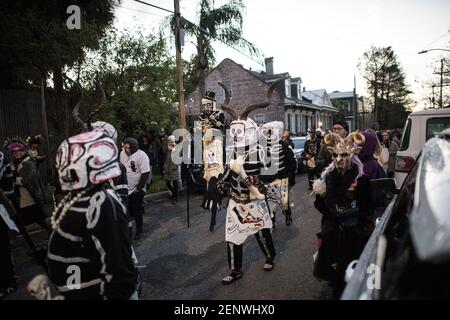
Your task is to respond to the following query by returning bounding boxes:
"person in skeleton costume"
[198,89,226,231]
[312,131,373,299]
[260,121,296,226]
[47,130,138,300]
[91,121,132,235]
[215,79,284,284]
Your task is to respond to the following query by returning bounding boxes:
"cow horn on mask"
[345,131,365,146]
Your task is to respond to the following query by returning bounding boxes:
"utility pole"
[174,0,186,129]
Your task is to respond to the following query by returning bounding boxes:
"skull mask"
[201,98,216,115]
[260,121,284,146]
[55,131,121,191]
[230,118,258,148]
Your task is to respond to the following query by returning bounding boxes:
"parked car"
[395,107,450,188]
[342,129,450,300]
[291,136,307,174]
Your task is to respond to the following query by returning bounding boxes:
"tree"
[0,0,119,133]
[167,0,262,99]
[71,27,178,140]
[358,46,412,129]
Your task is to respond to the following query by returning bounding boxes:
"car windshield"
[292,138,305,150]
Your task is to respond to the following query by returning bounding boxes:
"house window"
[285,79,291,98]
[254,114,265,125]
[295,114,300,134]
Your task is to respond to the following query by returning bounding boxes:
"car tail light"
[395,156,415,172]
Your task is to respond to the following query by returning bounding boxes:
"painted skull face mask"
[55,131,121,191]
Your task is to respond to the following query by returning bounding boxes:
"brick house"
[185,57,338,135]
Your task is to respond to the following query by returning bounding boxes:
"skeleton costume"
[199,89,226,231]
[215,79,284,284]
[312,132,374,299]
[47,131,137,300]
[260,121,296,226]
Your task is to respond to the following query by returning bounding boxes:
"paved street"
[6,173,332,300]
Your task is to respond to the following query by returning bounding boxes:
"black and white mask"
[55,131,121,191]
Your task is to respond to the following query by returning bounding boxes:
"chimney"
[265,57,274,75]
[303,87,306,92]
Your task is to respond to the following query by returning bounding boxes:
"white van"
[395,108,450,188]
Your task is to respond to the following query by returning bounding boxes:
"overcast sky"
[115,0,450,110]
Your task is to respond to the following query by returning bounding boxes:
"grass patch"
[148,173,168,194]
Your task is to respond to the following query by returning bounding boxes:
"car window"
[292,138,305,150]
[426,117,450,141]
[399,118,411,151]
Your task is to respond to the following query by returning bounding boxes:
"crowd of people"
[0,92,404,300]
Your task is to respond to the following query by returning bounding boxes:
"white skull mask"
[230,118,258,148]
[260,121,284,146]
[55,131,121,191]
[201,98,216,114]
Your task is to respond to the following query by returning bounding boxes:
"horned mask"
[327,131,365,172]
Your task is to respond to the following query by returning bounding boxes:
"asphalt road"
[6,173,332,300]
[135,174,332,300]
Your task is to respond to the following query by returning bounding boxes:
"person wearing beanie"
[332,121,349,139]
[120,137,150,241]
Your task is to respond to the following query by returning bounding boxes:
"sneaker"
[264,260,274,271]
[172,199,177,205]
[221,271,243,285]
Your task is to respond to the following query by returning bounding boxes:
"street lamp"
[418,48,450,108]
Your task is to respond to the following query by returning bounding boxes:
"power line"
[133,0,174,14]
[119,5,168,17]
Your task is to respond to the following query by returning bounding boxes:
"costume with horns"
[216,78,285,284]
[312,132,374,298]
[45,88,138,300]
[199,87,226,231]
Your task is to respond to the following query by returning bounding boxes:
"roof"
[250,70,290,82]
[301,89,339,112]
[284,97,321,111]
[329,91,355,99]
[410,107,450,116]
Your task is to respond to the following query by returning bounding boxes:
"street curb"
[144,190,171,202]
